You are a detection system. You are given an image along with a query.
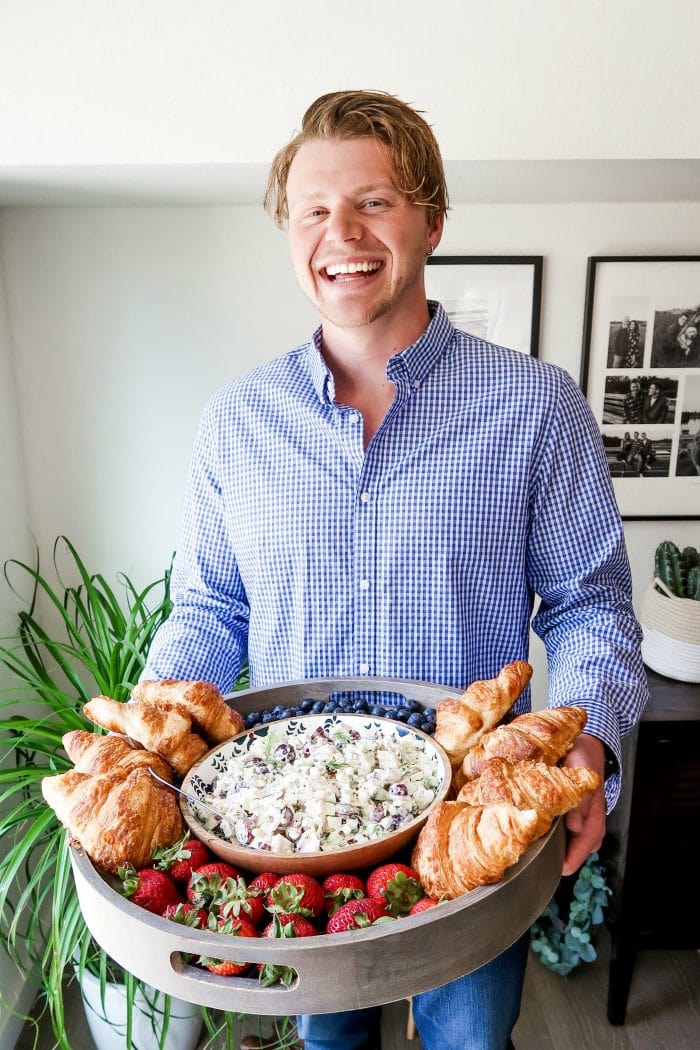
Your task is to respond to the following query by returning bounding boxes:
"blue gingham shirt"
[144,303,649,809]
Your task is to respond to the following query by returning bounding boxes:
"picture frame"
[581,256,700,520]
[425,255,543,357]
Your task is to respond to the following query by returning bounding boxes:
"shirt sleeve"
[141,399,249,692]
[527,370,649,812]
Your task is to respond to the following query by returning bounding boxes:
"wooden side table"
[605,667,700,1024]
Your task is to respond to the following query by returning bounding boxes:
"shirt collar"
[307,301,454,405]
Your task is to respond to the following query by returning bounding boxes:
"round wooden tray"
[70,676,564,1014]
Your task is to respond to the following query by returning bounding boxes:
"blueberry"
[311,700,326,714]
[245,711,262,728]
[323,701,338,712]
[407,712,424,727]
[272,704,286,716]
[337,697,353,710]
[405,699,421,712]
[299,698,315,712]
[261,710,275,723]
[420,720,435,734]
[390,709,410,722]
[423,708,436,723]
[352,698,369,712]
[370,705,386,717]
[282,707,297,718]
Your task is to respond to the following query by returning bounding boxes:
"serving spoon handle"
[148,767,225,822]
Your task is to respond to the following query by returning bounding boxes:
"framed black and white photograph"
[581,256,700,519]
[426,255,543,357]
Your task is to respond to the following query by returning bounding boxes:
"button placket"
[354,470,377,679]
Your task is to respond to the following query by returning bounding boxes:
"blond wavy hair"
[264,89,449,228]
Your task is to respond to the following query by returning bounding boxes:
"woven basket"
[640,577,700,682]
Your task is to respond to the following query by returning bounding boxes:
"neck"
[320,299,432,385]
[320,303,431,447]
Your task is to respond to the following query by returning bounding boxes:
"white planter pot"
[640,578,700,683]
[79,967,202,1050]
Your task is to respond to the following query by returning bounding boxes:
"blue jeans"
[296,932,530,1050]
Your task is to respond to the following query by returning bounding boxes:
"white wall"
[1,199,698,704]
[0,246,31,632]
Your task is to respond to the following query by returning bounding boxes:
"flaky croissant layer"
[412,801,541,898]
[434,661,532,769]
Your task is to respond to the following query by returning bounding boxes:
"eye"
[298,207,328,225]
[360,198,391,212]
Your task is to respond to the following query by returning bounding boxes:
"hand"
[560,733,606,877]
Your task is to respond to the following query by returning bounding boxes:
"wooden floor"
[15,928,700,1050]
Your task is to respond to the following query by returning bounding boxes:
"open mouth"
[324,261,383,281]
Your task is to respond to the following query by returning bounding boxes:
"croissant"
[435,661,532,769]
[83,696,208,777]
[41,766,183,873]
[63,730,174,782]
[131,679,244,743]
[456,705,588,789]
[457,758,600,836]
[411,800,540,899]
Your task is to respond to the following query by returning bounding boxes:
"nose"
[325,203,363,243]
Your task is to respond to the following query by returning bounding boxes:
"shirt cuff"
[561,698,622,814]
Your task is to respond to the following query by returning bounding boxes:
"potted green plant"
[640,540,700,682]
[0,536,254,1050]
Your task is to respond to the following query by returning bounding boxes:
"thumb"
[566,809,584,834]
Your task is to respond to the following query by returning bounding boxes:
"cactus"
[687,566,700,601]
[655,541,685,597]
[681,546,699,571]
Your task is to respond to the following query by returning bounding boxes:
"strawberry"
[217,876,266,927]
[187,862,242,907]
[120,865,181,915]
[325,897,392,934]
[409,896,440,916]
[162,901,209,927]
[152,834,211,883]
[321,873,366,915]
[248,871,278,896]
[259,913,317,987]
[366,862,425,916]
[267,874,325,919]
[262,912,318,939]
[200,915,258,976]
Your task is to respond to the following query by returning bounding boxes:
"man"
[622,377,644,423]
[142,90,648,1050]
[657,312,688,364]
[625,431,643,474]
[637,433,655,475]
[611,316,630,367]
[642,381,669,424]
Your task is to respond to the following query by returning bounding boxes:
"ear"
[426,211,445,256]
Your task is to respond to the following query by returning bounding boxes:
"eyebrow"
[292,183,401,203]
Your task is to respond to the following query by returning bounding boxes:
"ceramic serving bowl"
[179,713,452,876]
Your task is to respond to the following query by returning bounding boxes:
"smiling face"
[286,136,443,337]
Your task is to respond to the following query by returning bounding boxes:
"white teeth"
[325,261,381,277]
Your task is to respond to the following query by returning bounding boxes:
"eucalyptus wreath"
[530,851,612,975]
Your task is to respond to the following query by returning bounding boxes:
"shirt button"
[360,491,370,503]
[359,662,369,674]
[413,379,421,390]
[348,412,360,424]
[360,579,370,590]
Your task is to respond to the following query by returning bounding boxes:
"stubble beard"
[309,255,427,332]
